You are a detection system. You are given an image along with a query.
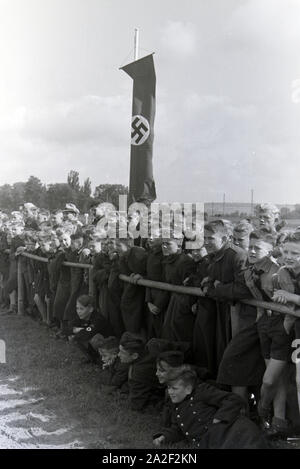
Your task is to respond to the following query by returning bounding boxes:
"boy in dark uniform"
[93,238,125,338]
[216,231,290,435]
[153,370,268,449]
[118,332,163,411]
[69,295,114,363]
[192,219,247,377]
[119,240,148,334]
[5,223,25,314]
[63,231,88,330]
[160,233,196,343]
[17,230,38,318]
[93,336,129,390]
[32,231,51,323]
[271,232,300,432]
[46,231,61,329]
[145,231,170,339]
[0,228,10,308]
[52,231,72,338]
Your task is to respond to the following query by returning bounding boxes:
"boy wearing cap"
[37,209,50,225]
[63,203,83,231]
[153,370,268,449]
[118,332,163,411]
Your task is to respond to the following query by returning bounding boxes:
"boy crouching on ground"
[153,370,268,449]
[69,294,114,363]
[92,335,129,391]
[118,332,164,412]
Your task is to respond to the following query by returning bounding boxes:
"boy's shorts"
[257,313,292,361]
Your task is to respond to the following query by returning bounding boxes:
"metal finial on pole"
[134,28,139,61]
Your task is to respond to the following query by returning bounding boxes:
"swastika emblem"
[131,115,150,146]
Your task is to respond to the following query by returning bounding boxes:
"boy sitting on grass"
[153,370,268,449]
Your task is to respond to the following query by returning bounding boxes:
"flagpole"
[134,28,139,61]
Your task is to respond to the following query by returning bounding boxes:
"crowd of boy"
[1,199,300,448]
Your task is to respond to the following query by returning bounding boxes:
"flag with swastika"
[121,54,156,206]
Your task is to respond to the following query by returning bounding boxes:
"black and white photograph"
[0,0,299,456]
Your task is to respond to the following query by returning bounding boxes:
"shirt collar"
[253,255,278,273]
[210,242,230,262]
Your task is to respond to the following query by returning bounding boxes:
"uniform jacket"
[71,310,114,343]
[121,247,148,333]
[92,253,111,286]
[161,252,196,343]
[192,244,247,375]
[145,247,170,311]
[128,352,163,411]
[155,381,245,444]
[99,357,129,389]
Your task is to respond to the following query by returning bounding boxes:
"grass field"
[0,313,164,449]
[0,313,297,449]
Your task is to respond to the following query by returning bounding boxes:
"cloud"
[154,89,299,203]
[0,1,299,204]
[161,21,197,57]
[0,94,134,189]
[2,95,131,146]
[225,0,300,50]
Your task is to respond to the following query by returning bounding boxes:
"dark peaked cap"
[120,332,145,353]
[97,336,119,351]
[147,338,190,358]
[157,350,185,367]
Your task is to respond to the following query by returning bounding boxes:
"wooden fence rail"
[16,252,300,319]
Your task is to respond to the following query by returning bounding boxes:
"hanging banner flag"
[121,54,156,206]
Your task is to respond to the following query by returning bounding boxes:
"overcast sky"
[0,0,299,204]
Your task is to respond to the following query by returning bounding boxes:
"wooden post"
[17,257,24,315]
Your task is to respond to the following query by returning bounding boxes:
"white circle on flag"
[131,115,150,146]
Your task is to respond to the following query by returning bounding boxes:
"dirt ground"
[0,312,299,450]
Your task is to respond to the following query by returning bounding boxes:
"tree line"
[0,171,128,213]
